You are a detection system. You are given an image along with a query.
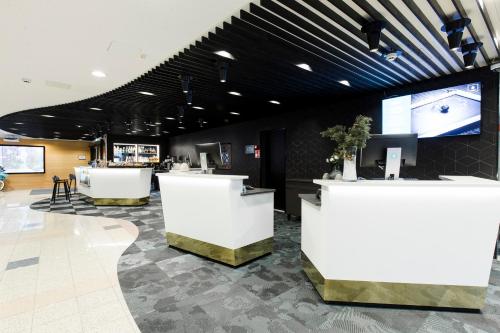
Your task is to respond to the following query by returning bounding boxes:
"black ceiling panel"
[1,0,497,140]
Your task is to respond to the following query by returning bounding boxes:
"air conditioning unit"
[3,136,20,143]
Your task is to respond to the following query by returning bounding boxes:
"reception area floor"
[0,190,140,333]
[17,191,500,332]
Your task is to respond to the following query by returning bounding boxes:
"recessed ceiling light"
[228,91,242,96]
[126,132,132,135]
[131,131,137,133]
[155,122,162,125]
[165,117,176,120]
[214,50,235,60]
[138,91,155,96]
[269,100,280,105]
[41,114,55,118]
[89,107,102,111]
[14,122,24,125]
[192,106,204,110]
[9,128,18,131]
[229,112,240,116]
[91,70,106,78]
[296,63,312,72]
[178,126,186,130]
[339,80,351,87]
[203,121,208,124]
[76,125,82,128]
[162,131,169,134]
[54,132,61,134]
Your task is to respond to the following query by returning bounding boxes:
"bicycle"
[0,166,7,191]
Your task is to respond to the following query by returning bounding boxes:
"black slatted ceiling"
[1,0,498,140]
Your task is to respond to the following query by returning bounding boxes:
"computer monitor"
[360,134,418,180]
[195,142,223,169]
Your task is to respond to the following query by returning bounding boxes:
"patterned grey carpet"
[30,192,500,333]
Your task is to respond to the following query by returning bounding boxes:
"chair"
[51,176,71,203]
[68,173,77,194]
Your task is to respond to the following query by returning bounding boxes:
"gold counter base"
[302,252,485,309]
[90,197,150,206]
[166,232,273,266]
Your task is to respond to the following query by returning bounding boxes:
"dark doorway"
[260,128,286,210]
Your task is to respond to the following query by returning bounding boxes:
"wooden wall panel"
[2,139,90,190]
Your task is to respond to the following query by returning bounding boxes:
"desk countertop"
[241,188,275,196]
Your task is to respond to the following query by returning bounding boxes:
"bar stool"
[51,176,71,203]
[68,173,77,194]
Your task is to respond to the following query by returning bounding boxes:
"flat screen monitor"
[0,145,45,174]
[195,142,223,168]
[382,82,481,138]
[360,134,418,168]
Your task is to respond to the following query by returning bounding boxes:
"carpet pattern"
[30,193,500,333]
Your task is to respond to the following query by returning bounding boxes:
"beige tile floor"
[0,190,141,333]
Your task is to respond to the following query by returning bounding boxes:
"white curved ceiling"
[0,0,252,118]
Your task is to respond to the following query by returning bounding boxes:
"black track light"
[441,18,471,51]
[179,74,192,94]
[460,41,483,69]
[361,21,386,52]
[219,62,229,83]
[186,90,193,105]
[177,105,185,118]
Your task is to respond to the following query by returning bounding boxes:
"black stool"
[68,173,77,194]
[51,176,71,203]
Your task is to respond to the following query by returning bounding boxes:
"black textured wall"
[168,68,499,184]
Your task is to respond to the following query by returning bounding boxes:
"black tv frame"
[0,144,46,174]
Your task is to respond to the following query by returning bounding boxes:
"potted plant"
[320,115,372,181]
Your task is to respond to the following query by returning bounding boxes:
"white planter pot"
[343,156,357,181]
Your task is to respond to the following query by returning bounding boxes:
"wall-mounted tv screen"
[382,82,481,138]
[0,145,45,174]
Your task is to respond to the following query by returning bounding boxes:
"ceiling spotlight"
[89,107,102,111]
[14,122,24,125]
[162,131,169,134]
[460,41,483,69]
[54,131,61,134]
[178,126,186,130]
[269,100,280,105]
[186,90,193,105]
[229,112,240,116]
[155,122,162,125]
[361,20,386,52]
[91,70,106,78]
[76,125,82,128]
[179,74,192,94]
[165,117,176,120]
[339,80,351,87]
[296,63,312,72]
[126,132,132,135]
[9,128,18,131]
[41,114,55,118]
[138,91,155,96]
[199,118,205,128]
[219,62,229,83]
[228,91,242,96]
[214,50,235,60]
[192,106,204,110]
[441,18,471,51]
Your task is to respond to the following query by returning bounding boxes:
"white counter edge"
[314,175,500,187]
[157,173,248,180]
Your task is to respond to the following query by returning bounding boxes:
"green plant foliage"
[321,115,373,160]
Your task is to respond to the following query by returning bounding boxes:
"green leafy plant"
[321,115,373,161]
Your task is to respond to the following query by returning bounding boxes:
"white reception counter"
[301,176,500,309]
[74,167,152,205]
[157,173,275,266]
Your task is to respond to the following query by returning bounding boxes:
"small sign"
[245,145,255,154]
[254,147,260,159]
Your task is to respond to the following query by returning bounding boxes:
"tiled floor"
[30,192,500,332]
[0,190,141,333]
